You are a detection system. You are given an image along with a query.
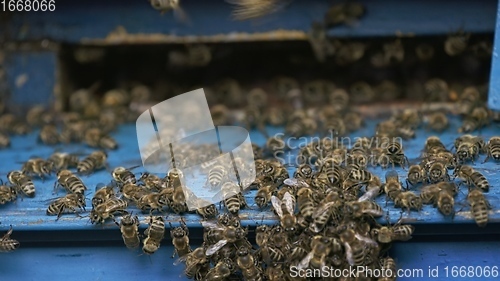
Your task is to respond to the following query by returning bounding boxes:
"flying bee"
[345,200,384,219]
[0,132,10,148]
[7,170,35,197]
[444,29,470,56]
[202,221,248,257]
[453,165,489,192]
[112,166,138,186]
[46,193,86,220]
[38,124,59,145]
[406,164,426,187]
[271,192,297,233]
[90,198,128,224]
[221,182,246,215]
[394,191,422,212]
[77,150,108,175]
[424,78,449,102]
[426,112,449,132]
[170,218,191,258]
[47,152,79,172]
[21,158,53,179]
[84,128,118,150]
[0,183,17,204]
[116,213,140,249]
[55,170,87,195]
[484,136,500,162]
[92,184,115,208]
[435,188,455,217]
[467,188,491,227]
[142,216,165,255]
[0,225,20,252]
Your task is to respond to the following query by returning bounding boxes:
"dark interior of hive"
[57,33,493,113]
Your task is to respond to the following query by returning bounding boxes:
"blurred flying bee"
[453,165,489,192]
[484,136,500,162]
[227,0,290,21]
[444,29,470,56]
[77,150,108,175]
[0,225,20,252]
[406,164,426,187]
[345,200,384,219]
[47,152,80,172]
[90,198,128,224]
[143,216,165,255]
[55,170,87,195]
[0,131,10,148]
[394,191,422,212]
[324,1,365,28]
[202,221,248,257]
[112,166,138,186]
[22,158,53,179]
[424,78,449,102]
[467,188,491,227]
[38,124,59,145]
[454,135,485,163]
[426,112,449,132]
[382,39,405,65]
[116,213,140,249]
[371,214,415,243]
[415,43,435,61]
[8,170,35,197]
[0,184,17,204]
[84,128,118,150]
[92,184,115,208]
[170,218,191,258]
[271,192,296,233]
[46,193,86,221]
[203,258,235,281]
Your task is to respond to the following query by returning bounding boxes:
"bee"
[21,158,53,179]
[350,81,375,103]
[59,120,88,144]
[394,191,422,212]
[271,192,297,233]
[425,159,450,183]
[297,235,332,270]
[426,112,449,132]
[47,152,80,172]
[139,172,166,191]
[221,182,247,215]
[143,216,165,255]
[137,192,167,213]
[112,166,137,186]
[203,221,248,256]
[255,181,276,209]
[204,258,235,281]
[329,88,350,113]
[406,164,426,187]
[415,43,435,61]
[392,109,422,130]
[46,193,86,220]
[77,150,108,175]
[457,86,481,115]
[55,170,87,194]
[0,184,17,204]
[467,188,491,227]
[424,78,449,102]
[92,184,115,208]
[454,134,485,163]
[379,257,397,281]
[296,187,314,220]
[214,78,245,107]
[309,192,341,233]
[227,0,288,20]
[196,203,218,219]
[285,115,318,138]
[371,217,414,244]
[84,128,118,150]
[344,111,364,132]
[170,219,191,258]
[453,165,489,192]
[174,246,210,281]
[459,106,490,133]
[206,164,228,190]
[484,136,500,162]
[435,188,455,217]
[339,227,375,266]
[0,131,10,148]
[444,29,470,56]
[384,139,409,168]
[116,213,140,249]
[0,225,20,252]
[236,245,263,280]
[7,170,35,197]
[424,136,447,154]
[265,135,286,156]
[38,124,60,145]
[90,198,128,224]
[345,200,384,219]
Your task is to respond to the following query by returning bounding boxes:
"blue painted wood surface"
[3,0,497,43]
[489,1,500,111]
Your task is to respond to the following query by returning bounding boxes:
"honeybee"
[204,258,236,281]
[227,0,288,20]
[384,139,409,168]
[453,165,489,192]
[0,225,20,252]
[22,158,53,179]
[84,128,118,150]
[112,166,137,186]
[484,136,500,162]
[435,188,455,217]
[139,172,167,191]
[394,191,422,212]
[425,159,450,183]
[415,43,435,61]
[206,164,228,190]
[467,188,491,227]
[457,86,481,115]
[170,219,191,258]
[174,246,210,281]
[444,29,470,56]
[345,200,384,219]
[424,78,449,102]
[265,135,286,156]
[7,170,35,197]
[137,192,167,213]
[255,181,276,209]
[116,213,140,249]
[338,227,376,266]
[0,184,17,204]
[46,193,86,220]
[92,184,115,208]
[379,257,397,281]
[344,111,364,132]
[426,112,449,132]
[90,198,128,224]
[406,164,426,187]
[271,192,297,233]
[77,151,108,175]
[296,187,314,220]
[350,81,374,103]
[424,136,447,154]
[236,245,263,280]
[285,115,318,138]
[221,182,246,215]
[203,221,248,257]
[55,170,87,194]
[297,235,332,270]
[371,217,414,244]
[309,192,341,233]
[454,134,485,163]
[47,152,80,172]
[38,124,59,145]
[143,216,165,255]
[0,132,10,148]
[459,106,490,133]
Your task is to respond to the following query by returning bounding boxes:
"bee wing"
[206,240,228,256]
[270,196,284,218]
[201,221,224,230]
[358,187,380,202]
[282,192,295,213]
[343,242,355,266]
[284,178,309,188]
[297,251,314,270]
[312,202,336,219]
[355,233,378,246]
[173,254,188,266]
